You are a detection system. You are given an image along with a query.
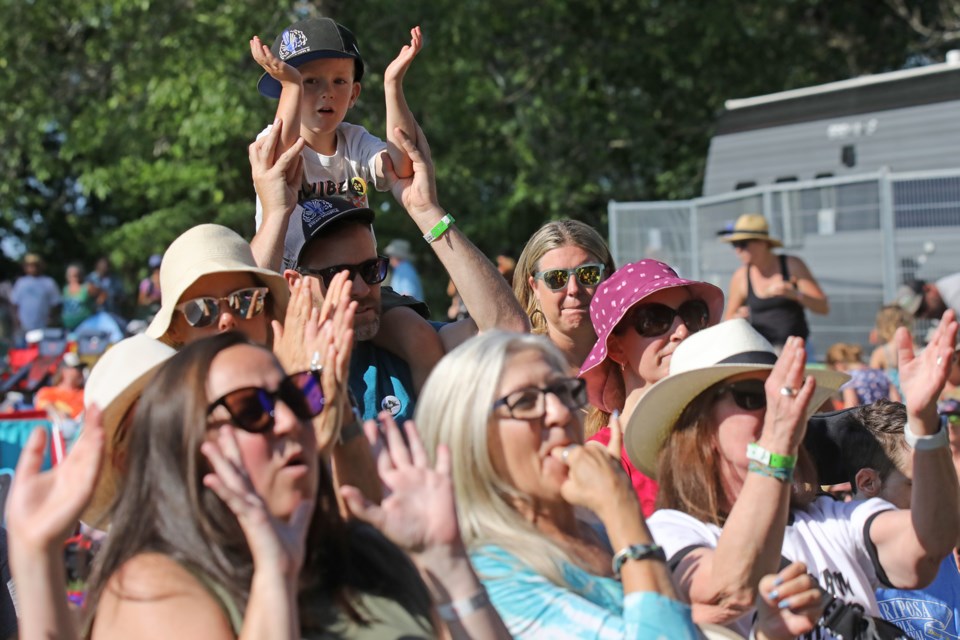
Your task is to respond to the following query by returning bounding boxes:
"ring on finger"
[780,386,798,397]
[561,444,577,463]
[937,355,944,366]
[310,350,322,372]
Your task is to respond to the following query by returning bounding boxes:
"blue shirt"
[471,544,698,639]
[349,341,416,423]
[876,554,960,639]
[388,261,423,300]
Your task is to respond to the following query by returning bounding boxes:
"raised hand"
[384,26,423,85]
[249,119,304,218]
[899,309,958,426]
[340,414,460,555]
[250,35,302,85]
[755,562,826,640]
[7,407,105,552]
[201,426,313,578]
[761,336,816,453]
[555,412,633,518]
[385,124,440,219]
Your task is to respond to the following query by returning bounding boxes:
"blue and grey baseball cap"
[257,17,364,98]
[281,197,375,271]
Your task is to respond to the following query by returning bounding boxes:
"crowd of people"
[1,14,959,640]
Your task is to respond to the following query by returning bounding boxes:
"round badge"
[380,395,402,416]
[349,176,368,197]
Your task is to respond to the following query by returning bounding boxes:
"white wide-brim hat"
[81,334,176,526]
[146,224,290,340]
[625,319,848,478]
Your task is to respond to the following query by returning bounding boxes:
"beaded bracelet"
[748,460,794,483]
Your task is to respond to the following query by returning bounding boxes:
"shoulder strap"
[779,254,790,278]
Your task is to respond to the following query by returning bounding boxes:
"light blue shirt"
[471,544,698,639]
[388,261,423,300]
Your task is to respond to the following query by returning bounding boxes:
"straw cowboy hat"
[579,259,725,413]
[624,319,848,478]
[146,224,290,340]
[718,213,783,248]
[81,335,177,526]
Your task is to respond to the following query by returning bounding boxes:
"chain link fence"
[608,169,960,359]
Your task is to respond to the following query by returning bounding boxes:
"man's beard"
[354,314,381,341]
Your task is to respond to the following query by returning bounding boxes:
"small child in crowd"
[827,342,900,408]
[869,304,914,396]
[252,16,442,394]
[846,400,960,638]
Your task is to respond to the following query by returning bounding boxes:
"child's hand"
[250,35,302,85]
[384,26,422,85]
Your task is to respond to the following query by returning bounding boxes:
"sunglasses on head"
[207,370,325,433]
[296,256,389,288]
[534,263,605,291]
[628,299,710,337]
[714,379,767,412]
[177,287,269,328]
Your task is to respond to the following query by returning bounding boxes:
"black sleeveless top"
[745,254,809,346]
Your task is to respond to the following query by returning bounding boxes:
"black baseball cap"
[257,17,364,99]
[281,197,375,271]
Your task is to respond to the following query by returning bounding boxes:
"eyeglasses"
[177,287,270,328]
[731,240,751,250]
[295,256,389,288]
[628,300,710,337]
[714,379,767,412]
[207,370,325,433]
[492,378,587,420]
[534,264,605,291]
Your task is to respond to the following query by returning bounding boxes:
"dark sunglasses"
[534,263,605,291]
[628,299,710,337]
[207,370,325,433]
[714,379,767,412]
[731,240,751,250]
[295,256,389,288]
[177,287,269,328]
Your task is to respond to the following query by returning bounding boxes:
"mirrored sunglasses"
[296,256,389,288]
[177,287,270,328]
[715,379,767,412]
[534,263,605,291]
[628,299,710,338]
[207,370,325,433]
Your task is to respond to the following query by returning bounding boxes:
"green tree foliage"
[0,0,948,310]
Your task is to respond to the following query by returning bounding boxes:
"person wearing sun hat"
[578,258,724,515]
[146,224,290,348]
[719,213,829,351]
[634,316,960,637]
[80,334,177,527]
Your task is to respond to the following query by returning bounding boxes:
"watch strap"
[612,543,666,578]
[904,415,950,451]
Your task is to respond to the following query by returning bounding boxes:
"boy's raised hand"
[250,35,302,84]
[384,26,422,85]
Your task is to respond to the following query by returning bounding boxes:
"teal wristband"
[748,460,794,483]
[423,213,455,244]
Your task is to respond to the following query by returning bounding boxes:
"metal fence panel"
[608,168,960,360]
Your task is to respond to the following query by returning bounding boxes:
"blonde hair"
[826,342,864,366]
[513,220,614,335]
[875,305,913,344]
[414,331,583,587]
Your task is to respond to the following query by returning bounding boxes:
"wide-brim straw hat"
[579,259,725,413]
[146,224,290,340]
[625,319,848,478]
[718,213,783,248]
[81,335,177,527]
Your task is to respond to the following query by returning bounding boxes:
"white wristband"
[904,415,950,451]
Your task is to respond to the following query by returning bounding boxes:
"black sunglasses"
[534,264,605,291]
[714,379,767,412]
[176,287,269,328]
[207,370,325,433]
[731,240,751,250]
[295,256,389,288]
[628,300,710,337]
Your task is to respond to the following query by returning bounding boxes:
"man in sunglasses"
[251,122,528,422]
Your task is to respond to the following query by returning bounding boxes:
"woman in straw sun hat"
[629,316,960,638]
[578,258,724,515]
[719,213,828,351]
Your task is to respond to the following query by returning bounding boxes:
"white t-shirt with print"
[648,496,896,639]
[254,121,388,230]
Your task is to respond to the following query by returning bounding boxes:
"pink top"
[588,426,659,517]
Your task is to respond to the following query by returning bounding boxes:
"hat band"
[731,229,770,237]
[716,351,778,366]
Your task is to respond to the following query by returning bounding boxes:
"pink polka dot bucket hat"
[578,259,724,412]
